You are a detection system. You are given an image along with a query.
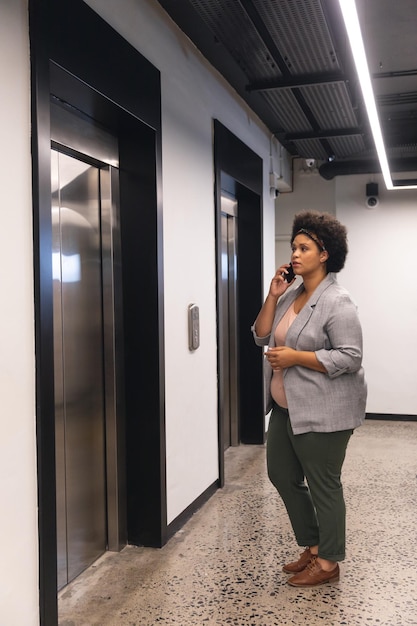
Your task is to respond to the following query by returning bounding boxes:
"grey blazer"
[252,274,367,434]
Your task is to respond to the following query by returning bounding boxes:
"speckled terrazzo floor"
[58,420,417,626]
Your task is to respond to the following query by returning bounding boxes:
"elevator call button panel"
[188,304,200,351]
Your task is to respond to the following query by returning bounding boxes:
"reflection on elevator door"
[220,192,239,449]
[51,150,107,589]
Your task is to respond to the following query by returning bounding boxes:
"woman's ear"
[320,250,329,263]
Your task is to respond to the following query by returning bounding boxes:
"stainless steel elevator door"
[52,150,107,589]
[220,193,239,449]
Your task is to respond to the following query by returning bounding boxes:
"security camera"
[305,158,315,168]
[366,196,379,209]
[365,182,379,209]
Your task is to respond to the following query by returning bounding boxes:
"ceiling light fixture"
[338,0,417,190]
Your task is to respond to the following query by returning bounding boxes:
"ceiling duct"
[319,158,417,183]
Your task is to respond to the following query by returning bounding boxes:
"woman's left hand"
[265,346,297,370]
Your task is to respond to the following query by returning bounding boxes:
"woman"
[252,211,367,587]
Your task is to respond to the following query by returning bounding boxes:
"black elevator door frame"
[214,121,265,488]
[31,3,165,620]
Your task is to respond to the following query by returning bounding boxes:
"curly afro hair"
[291,211,348,273]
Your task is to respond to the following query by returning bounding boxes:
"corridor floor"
[58,420,417,626]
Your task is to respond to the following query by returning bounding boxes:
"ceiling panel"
[157,0,417,178]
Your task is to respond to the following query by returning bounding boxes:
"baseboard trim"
[167,480,220,540]
[366,413,417,422]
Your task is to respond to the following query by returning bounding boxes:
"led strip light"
[338,0,417,190]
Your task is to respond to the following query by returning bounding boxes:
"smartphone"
[284,263,295,282]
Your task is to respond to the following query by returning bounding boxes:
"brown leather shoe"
[282,547,314,574]
[287,556,340,587]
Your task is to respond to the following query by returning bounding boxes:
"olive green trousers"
[266,403,353,562]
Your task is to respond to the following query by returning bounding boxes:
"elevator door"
[52,150,108,589]
[220,193,239,449]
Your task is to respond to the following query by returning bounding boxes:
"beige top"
[252,274,367,433]
[270,302,298,408]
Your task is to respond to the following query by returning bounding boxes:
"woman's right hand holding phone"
[254,263,295,338]
[269,264,295,299]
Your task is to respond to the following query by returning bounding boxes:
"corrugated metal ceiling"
[157,0,417,177]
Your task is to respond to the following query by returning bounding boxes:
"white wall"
[276,162,417,416]
[84,0,278,522]
[337,174,417,414]
[0,1,39,624]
